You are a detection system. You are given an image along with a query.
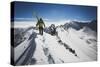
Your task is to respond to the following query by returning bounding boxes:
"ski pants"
[39,27,43,35]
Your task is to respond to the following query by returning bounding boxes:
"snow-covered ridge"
[12,20,97,65]
[12,20,97,32]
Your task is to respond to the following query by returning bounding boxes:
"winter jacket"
[36,18,45,28]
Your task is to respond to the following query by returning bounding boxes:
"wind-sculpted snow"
[13,28,37,65]
[29,25,97,64]
[33,30,82,64]
[13,23,97,65]
[56,27,97,61]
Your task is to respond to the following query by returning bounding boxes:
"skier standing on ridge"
[36,18,45,35]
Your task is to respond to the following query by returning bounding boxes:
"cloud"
[14,17,52,22]
[14,18,36,21]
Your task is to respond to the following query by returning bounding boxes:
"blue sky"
[12,1,97,22]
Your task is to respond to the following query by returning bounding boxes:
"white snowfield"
[33,27,97,64]
[14,25,97,65]
[14,29,34,63]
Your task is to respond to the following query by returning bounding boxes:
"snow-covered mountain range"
[11,20,97,65]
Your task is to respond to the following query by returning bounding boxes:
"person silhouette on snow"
[36,18,45,35]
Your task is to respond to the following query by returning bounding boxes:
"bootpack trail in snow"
[33,29,80,64]
[15,25,97,65]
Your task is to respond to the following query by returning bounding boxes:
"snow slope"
[14,24,97,65]
[33,32,81,65]
[32,26,97,64]
[56,27,97,61]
